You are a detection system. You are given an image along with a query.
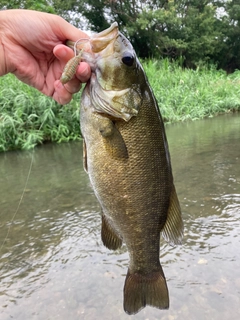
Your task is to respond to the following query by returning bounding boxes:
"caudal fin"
[123,267,169,315]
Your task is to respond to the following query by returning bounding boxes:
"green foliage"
[142,59,240,123]
[215,0,240,72]
[0,0,55,12]
[51,0,240,71]
[107,1,227,67]
[1,63,240,151]
[0,74,81,152]
[1,0,240,70]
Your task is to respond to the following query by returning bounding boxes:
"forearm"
[0,10,20,76]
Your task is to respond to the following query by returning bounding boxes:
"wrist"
[0,37,7,76]
[0,12,12,76]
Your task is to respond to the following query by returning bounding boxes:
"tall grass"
[143,59,240,122]
[0,74,81,151]
[0,60,240,151]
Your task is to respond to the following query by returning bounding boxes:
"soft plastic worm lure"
[60,49,83,84]
[60,38,89,84]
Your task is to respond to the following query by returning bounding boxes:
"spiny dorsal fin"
[162,184,184,246]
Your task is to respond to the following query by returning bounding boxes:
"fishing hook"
[73,38,90,56]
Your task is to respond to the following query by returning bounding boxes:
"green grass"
[143,59,240,123]
[0,74,81,151]
[0,60,240,151]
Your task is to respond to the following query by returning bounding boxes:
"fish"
[68,22,183,315]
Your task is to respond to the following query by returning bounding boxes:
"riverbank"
[0,60,240,151]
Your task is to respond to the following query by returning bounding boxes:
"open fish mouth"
[67,22,140,122]
[90,22,119,53]
[66,22,119,57]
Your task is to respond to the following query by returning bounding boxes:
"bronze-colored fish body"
[78,23,183,315]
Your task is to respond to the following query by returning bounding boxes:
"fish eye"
[122,54,135,67]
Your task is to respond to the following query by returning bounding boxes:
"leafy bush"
[0,74,81,151]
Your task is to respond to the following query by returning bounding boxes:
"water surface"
[0,113,240,320]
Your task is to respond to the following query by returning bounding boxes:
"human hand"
[0,9,91,104]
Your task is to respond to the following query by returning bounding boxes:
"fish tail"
[123,267,169,315]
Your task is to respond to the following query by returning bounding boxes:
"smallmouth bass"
[68,23,183,315]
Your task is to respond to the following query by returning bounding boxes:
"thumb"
[53,44,75,64]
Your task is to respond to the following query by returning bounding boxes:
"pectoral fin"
[161,184,184,246]
[103,127,128,159]
[97,117,128,160]
[101,213,122,250]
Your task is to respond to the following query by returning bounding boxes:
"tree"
[54,0,226,68]
[215,0,240,72]
[107,1,225,67]
[0,0,55,12]
[51,0,109,31]
[1,0,240,71]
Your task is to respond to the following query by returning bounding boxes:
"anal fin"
[101,214,122,250]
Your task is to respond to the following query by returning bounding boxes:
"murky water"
[0,113,240,320]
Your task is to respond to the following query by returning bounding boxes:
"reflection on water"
[0,113,240,320]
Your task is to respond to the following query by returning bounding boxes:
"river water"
[0,113,239,320]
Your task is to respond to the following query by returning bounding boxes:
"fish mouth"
[66,23,119,70]
[66,23,118,54]
[90,22,119,53]
[68,23,139,122]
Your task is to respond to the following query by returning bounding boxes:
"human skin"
[0,9,91,104]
